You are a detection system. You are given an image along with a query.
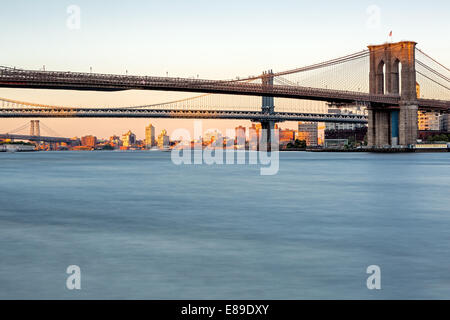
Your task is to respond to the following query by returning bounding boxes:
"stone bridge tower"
[367,41,418,147]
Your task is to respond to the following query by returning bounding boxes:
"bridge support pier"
[259,120,276,152]
[368,104,417,147]
[368,108,391,147]
[258,70,277,151]
[399,104,418,146]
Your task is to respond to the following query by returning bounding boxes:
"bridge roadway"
[0,67,449,110]
[0,107,368,123]
[0,133,73,143]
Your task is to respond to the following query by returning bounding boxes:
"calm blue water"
[0,151,450,299]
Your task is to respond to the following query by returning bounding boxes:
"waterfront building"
[317,123,326,146]
[298,122,318,146]
[109,135,121,148]
[157,129,170,148]
[70,137,81,147]
[325,127,367,143]
[324,139,348,148]
[81,135,97,148]
[440,114,450,132]
[235,126,246,147]
[121,130,136,147]
[248,123,261,150]
[145,123,156,148]
[418,110,440,131]
[279,129,296,146]
[415,82,441,131]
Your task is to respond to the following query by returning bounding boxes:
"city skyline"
[1,0,449,138]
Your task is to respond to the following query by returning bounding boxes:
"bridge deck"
[0,133,73,143]
[1,67,448,109]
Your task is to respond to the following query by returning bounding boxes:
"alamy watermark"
[170,121,280,175]
[66,5,81,30]
[63,263,382,292]
[366,5,381,30]
[66,265,81,290]
[366,265,381,290]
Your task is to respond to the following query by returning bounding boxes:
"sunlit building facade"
[145,123,156,148]
[279,129,296,146]
[157,129,170,148]
[81,135,97,148]
[418,111,440,131]
[121,130,136,147]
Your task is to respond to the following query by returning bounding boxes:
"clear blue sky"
[0,0,449,138]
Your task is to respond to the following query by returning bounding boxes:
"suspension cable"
[416,48,450,72]
[417,70,450,91]
[416,60,450,83]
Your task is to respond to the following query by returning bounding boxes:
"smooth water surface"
[1,151,450,299]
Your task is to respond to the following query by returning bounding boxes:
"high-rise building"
[157,129,170,148]
[317,123,326,146]
[440,114,450,132]
[415,83,441,130]
[298,122,318,146]
[81,135,97,147]
[235,126,246,147]
[121,130,136,147]
[145,123,156,148]
[418,111,440,131]
[248,123,261,150]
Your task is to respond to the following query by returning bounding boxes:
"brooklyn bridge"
[0,41,449,147]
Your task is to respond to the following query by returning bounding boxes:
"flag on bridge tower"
[388,30,393,42]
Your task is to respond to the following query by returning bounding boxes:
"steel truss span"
[0,108,368,123]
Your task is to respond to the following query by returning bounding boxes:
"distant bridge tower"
[260,70,276,151]
[367,41,418,147]
[30,120,40,137]
[261,70,274,114]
